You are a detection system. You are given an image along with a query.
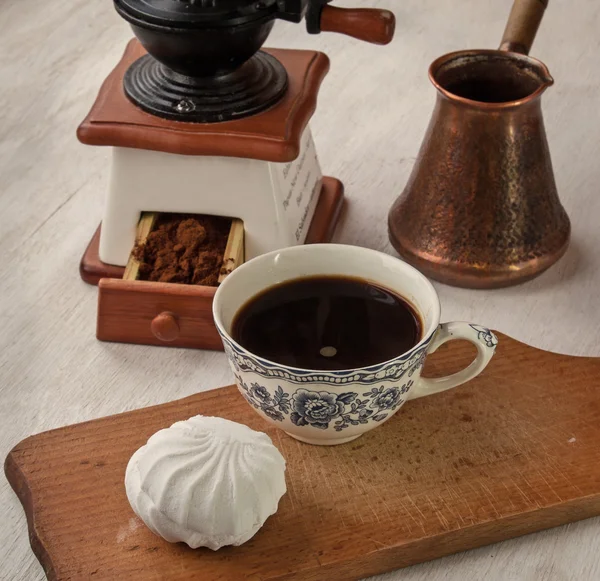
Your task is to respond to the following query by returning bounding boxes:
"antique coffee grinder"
[78,0,395,349]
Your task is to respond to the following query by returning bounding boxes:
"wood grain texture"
[304,177,344,245]
[6,334,600,581]
[97,278,222,349]
[122,212,157,281]
[77,41,330,163]
[2,1,600,580]
[218,218,245,284]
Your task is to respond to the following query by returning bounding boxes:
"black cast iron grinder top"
[114,0,394,123]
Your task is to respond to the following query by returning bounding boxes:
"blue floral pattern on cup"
[469,325,499,349]
[238,380,291,422]
[290,389,346,430]
[236,375,414,433]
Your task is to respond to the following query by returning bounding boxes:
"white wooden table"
[1,1,599,579]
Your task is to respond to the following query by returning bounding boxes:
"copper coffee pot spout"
[388,0,570,289]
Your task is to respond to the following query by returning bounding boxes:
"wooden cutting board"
[6,333,600,581]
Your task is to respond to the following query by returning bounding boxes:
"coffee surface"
[231,276,421,370]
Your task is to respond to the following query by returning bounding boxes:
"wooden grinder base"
[6,334,600,581]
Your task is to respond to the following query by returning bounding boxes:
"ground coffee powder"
[134,214,231,286]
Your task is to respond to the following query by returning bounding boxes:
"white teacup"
[213,244,497,446]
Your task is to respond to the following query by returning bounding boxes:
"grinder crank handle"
[499,0,548,55]
[320,5,395,45]
[306,2,395,46]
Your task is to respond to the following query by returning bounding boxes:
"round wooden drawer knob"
[151,312,180,342]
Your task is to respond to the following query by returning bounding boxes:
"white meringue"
[125,415,287,550]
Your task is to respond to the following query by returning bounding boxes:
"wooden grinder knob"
[151,312,180,342]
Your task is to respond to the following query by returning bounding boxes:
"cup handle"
[409,322,498,400]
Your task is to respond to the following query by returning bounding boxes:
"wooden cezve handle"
[499,0,548,55]
[320,6,395,46]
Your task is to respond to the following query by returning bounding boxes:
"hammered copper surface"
[389,50,570,288]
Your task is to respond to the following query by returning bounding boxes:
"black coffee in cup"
[231,275,421,370]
